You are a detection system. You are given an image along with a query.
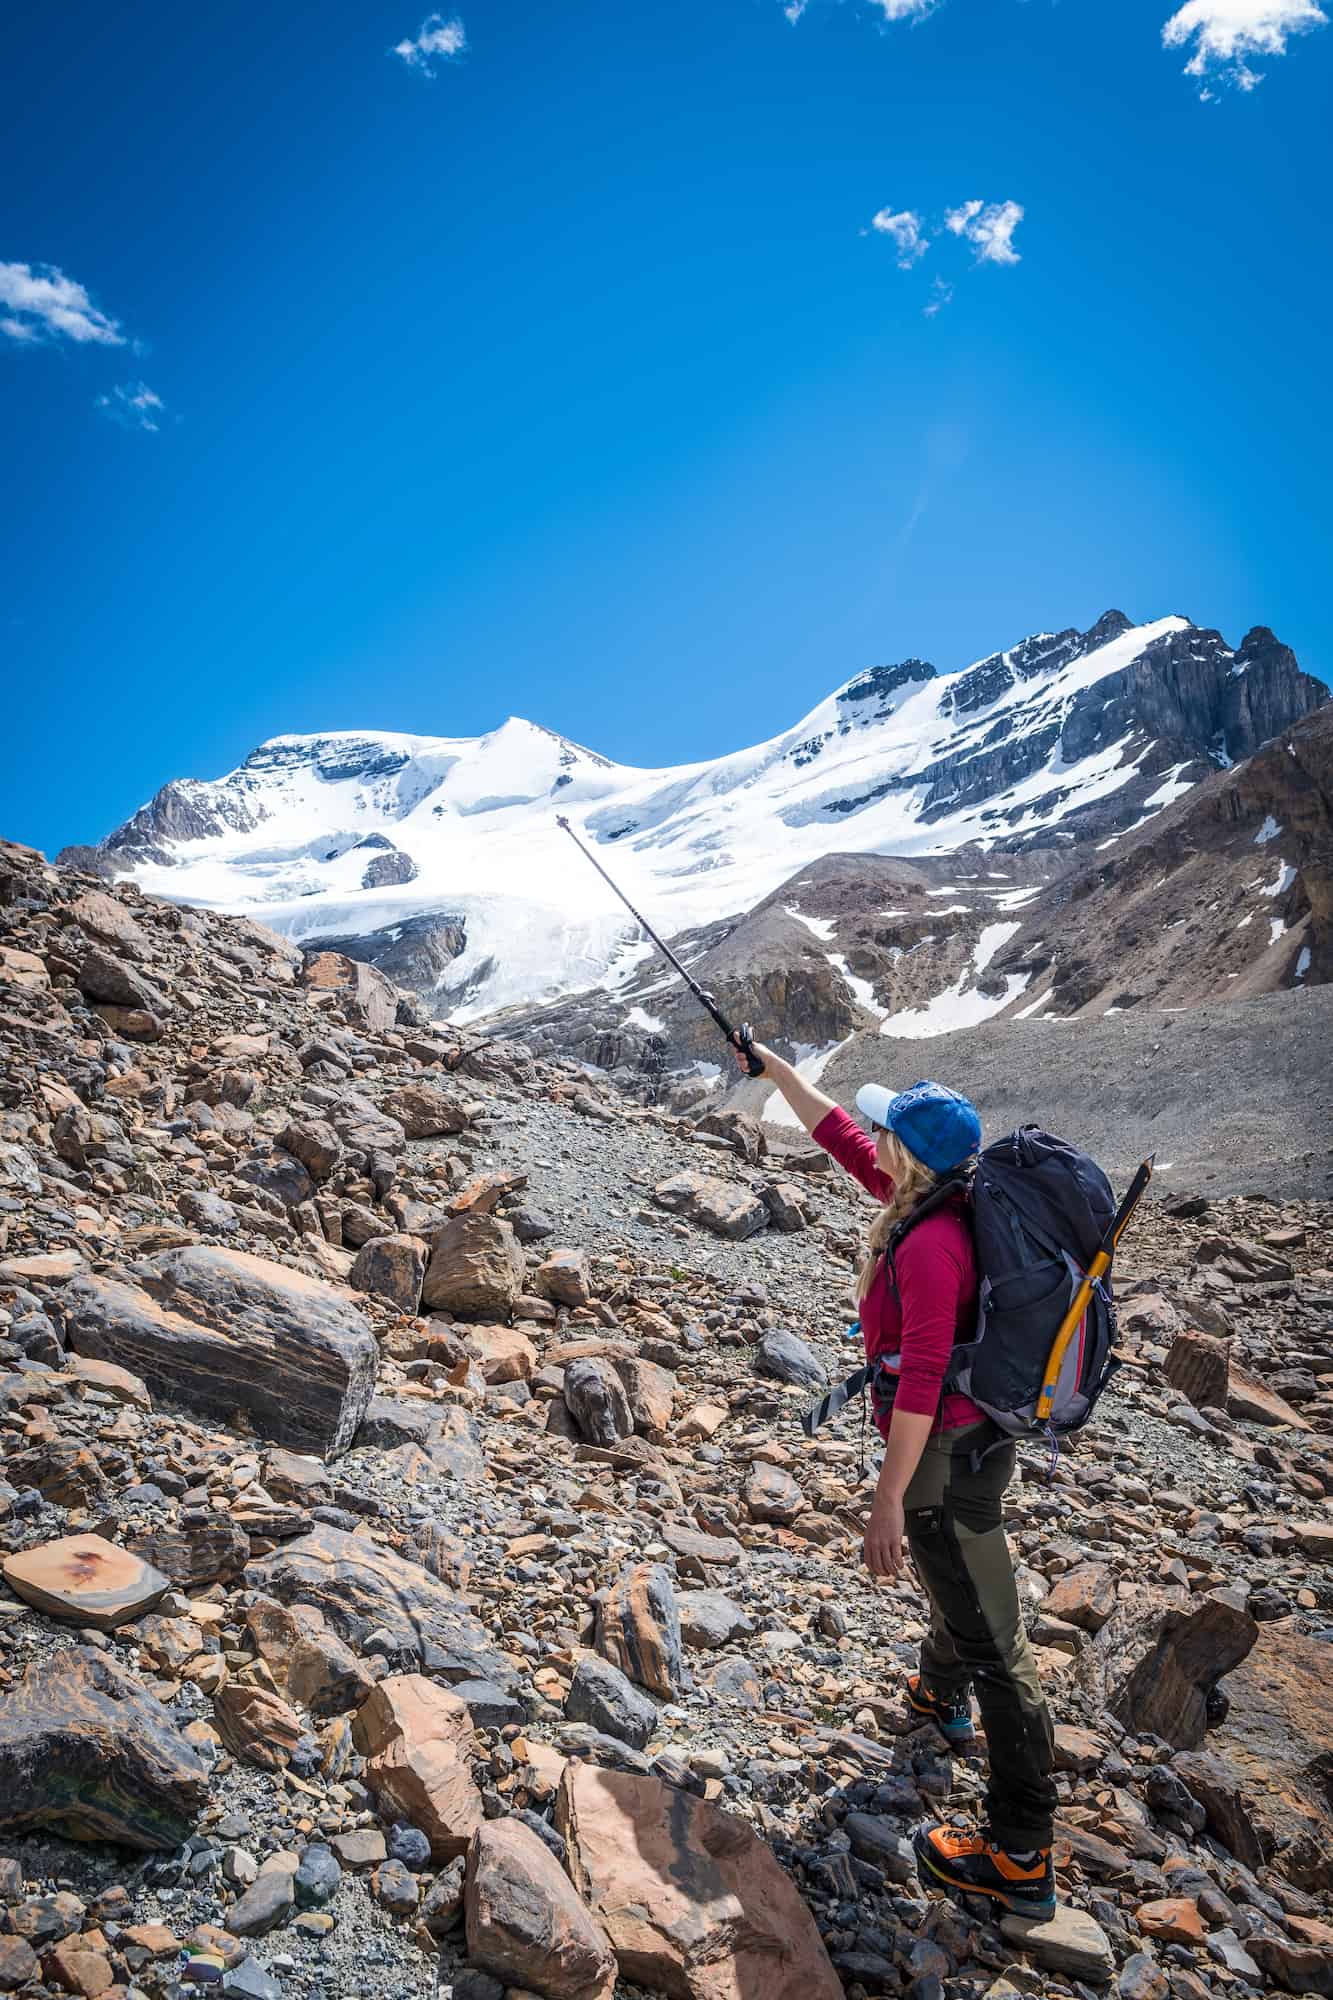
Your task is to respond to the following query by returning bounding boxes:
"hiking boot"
[905,1674,976,1747]
[913,1823,1056,1919]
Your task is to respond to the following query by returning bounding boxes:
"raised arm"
[738,1042,837,1136]
[730,1038,893,1203]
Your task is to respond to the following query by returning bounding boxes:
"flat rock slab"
[2,1535,170,1630]
[245,1523,516,1684]
[1000,1905,1114,1983]
[63,1245,377,1458]
[558,1763,842,2000]
[0,1647,209,1850]
[651,1171,769,1241]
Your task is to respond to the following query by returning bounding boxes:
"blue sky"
[4,0,1330,856]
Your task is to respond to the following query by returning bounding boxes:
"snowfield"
[107,615,1195,1020]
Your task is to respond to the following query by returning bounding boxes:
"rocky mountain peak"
[1083,607,1134,648]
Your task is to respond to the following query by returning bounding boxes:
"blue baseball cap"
[855,1079,982,1174]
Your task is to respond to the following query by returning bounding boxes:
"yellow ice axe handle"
[1035,1157,1154,1425]
[1035,1252,1111,1423]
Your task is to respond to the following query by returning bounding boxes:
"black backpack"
[804,1127,1136,1462]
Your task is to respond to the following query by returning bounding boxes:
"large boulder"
[422,1212,527,1318]
[466,1818,617,2000]
[382,1083,471,1138]
[326,1089,409,1158]
[246,1524,516,1683]
[62,1246,378,1459]
[0,1648,209,1850]
[595,1563,683,1699]
[301,951,398,1032]
[651,1171,769,1242]
[557,1764,842,2000]
[1078,1585,1258,1750]
[76,946,169,1015]
[352,1675,484,1861]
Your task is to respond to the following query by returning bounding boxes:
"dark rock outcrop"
[0,1648,209,1849]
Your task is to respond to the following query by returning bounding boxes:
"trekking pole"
[1036,1156,1154,1423]
[554,815,765,1076]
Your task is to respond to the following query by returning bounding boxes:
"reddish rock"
[421,1212,526,1318]
[213,1685,303,1771]
[743,1463,805,1525]
[466,1324,538,1384]
[535,1247,593,1308]
[1164,1329,1230,1411]
[43,1940,115,1998]
[1136,1897,1205,1944]
[352,1675,484,1861]
[557,1764,842,2000]
[2,1535,169,1630]
[382,1083,471,1138]
[1044,1563,1117,1633]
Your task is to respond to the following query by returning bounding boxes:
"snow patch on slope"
[104,615,1194,1020]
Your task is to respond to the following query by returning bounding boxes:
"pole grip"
[731,1024,766,1077]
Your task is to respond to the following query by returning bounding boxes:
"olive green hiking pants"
[903,1419,1057,1850]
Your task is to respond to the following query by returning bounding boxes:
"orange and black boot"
[914,1823,1056,1919]
[905,1674,976,1748]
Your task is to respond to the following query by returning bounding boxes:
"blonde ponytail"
[853,1129,944,1304]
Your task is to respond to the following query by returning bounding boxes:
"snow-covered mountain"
[75,610,1326,1022]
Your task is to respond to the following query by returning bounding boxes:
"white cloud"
[392,12,467,74]
[871,207,929,267]
[1162,0,1326,91]
[945,198,1024,264]
[0,261,125,346]
[783,0,936,20]
[923,277,955,318]
[96,381,165,433]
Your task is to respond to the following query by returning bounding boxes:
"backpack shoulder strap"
[883,1171,973,1294]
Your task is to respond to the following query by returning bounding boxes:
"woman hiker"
[731,1037,1059,1920]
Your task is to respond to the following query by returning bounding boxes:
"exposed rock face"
[62,1247,378,1458]
[0,1649,209,1849]
[557,1764,843,2000]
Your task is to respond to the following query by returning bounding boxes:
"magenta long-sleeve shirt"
[812,1104,983,1435]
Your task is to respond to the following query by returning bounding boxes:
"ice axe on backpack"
[554,815,766,1076]
[1035,1155,1154,1424]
